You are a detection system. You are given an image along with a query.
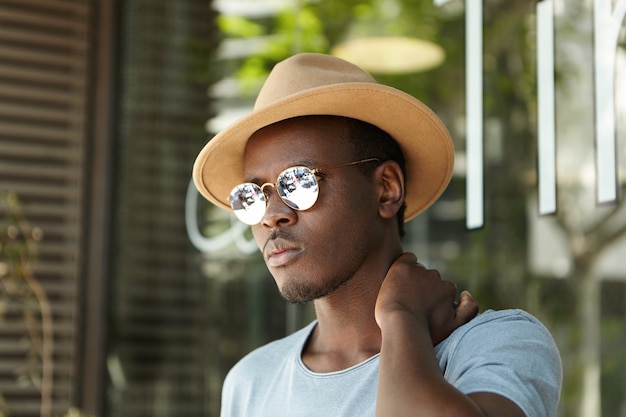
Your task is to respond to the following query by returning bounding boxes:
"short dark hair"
[344,117,407,237]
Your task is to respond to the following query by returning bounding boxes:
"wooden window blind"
[0,0,92,416]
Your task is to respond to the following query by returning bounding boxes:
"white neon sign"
[185,179,258,254]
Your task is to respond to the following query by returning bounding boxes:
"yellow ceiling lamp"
[332,36,445,74]
[330,0,445,74]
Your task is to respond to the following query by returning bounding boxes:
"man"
[193,53,562,417]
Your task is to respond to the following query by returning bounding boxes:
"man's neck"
[300,263,388,373]
[297,232,404,373]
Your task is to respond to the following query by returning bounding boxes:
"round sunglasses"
[229,158,380,225]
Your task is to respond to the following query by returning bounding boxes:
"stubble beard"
[279,273,355,304]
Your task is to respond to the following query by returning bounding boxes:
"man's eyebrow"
[295,158,318,167]
[243,176,261,184]
[243,159,319,183]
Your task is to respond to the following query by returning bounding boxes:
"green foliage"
[0,192,51,414]
[217,15,265,38]
[272,7,328,56]
[222,5,329,97]
[0,193,40,305]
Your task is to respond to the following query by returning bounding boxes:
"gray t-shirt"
[221,309,562,417]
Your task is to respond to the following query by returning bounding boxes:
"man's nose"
[260,187,297,228]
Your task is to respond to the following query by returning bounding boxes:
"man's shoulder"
[470,308,546,327]
[437,308,557,354]
[436,309,562,417]
[436,308,561,371]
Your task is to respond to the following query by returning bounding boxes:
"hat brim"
[193,82,454,221]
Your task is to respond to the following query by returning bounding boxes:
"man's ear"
[375,161,405,220]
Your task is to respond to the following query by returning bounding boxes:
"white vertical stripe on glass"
[537,0,557,215]
[466,0,484,229]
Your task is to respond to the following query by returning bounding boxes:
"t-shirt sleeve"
[439,310,562,417]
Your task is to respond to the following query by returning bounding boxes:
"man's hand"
[375,252,479,345]
[375,254,527,417]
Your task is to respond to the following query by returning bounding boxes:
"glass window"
[201,1,626,416]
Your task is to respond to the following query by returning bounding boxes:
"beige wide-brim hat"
[193,53,454,221]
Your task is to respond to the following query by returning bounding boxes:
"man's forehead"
[242,125,352,184]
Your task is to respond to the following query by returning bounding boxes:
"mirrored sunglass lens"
[229,183,266,225]
[277,167,319,210]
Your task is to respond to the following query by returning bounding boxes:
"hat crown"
[254,53,377,110]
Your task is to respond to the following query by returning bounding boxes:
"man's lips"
[264,240,303,267]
